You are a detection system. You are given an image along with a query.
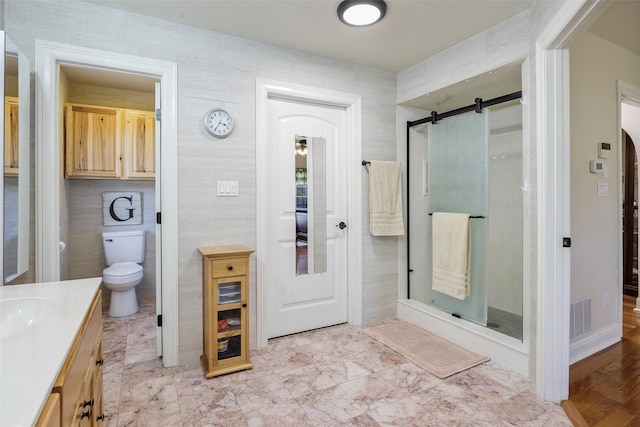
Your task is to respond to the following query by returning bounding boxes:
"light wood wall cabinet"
[64,103,155,180]
[199,245,254,379]
[38,290,104,426]
[125,109,156,180]
[4,96,19,177]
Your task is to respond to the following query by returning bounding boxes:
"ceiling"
[73,0,638,111]
[86,0,530,73]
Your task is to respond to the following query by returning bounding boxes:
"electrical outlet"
[604,292,610,308]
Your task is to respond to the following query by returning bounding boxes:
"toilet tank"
[102,230,145,265]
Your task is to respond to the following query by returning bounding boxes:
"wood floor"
[566,295,640,426]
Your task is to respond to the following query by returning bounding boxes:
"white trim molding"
[535,0,609,402]
[34,40,180,366]
[619,80,640,314]
[255,79,363,347]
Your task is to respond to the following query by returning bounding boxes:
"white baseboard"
[569,324,620,365]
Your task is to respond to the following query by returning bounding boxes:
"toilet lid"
[104,262,142,276]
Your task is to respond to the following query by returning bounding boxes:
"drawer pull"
[227,265,233,271]
[81,409,92,419]
[82,398,94,408]
[96,358,104,366]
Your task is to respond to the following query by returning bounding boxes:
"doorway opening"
[59,65,160,348]
[623,130,638,298]
[35,41,179,366]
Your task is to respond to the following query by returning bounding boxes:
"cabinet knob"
[96,414,105,422]
[82,398,94,408]
[81,409,92,419]
[96,358,104,366]
[227,265,233,271]
[242,303,247,308]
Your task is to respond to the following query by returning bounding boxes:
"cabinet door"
[65,104,122,179]
[92,340,104,426]
[4,96,19,176]
[124,109,155,180]
[214,276,248,365]
[35,393,61,427]
[74,361,94,427]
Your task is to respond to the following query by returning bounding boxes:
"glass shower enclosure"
[408,101,524,340]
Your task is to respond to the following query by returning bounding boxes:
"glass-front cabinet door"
[214,277,246,362]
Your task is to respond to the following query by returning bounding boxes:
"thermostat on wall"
[589,159,605,174]
[598,142,611,159]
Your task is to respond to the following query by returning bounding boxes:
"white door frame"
[35,41,180,366]
[256,79,362,347]
[535,0,609,402]
[619,82,640,314]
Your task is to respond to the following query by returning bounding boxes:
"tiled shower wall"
[6,0,398,364]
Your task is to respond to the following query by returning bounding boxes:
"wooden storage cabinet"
[64,102,155,180]
[65,104,122,179]
[124,109,156,180]
[49,290,104,426]
[199,245,254,378]
[4,96,19,176]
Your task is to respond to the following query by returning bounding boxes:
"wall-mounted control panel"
[598,142,611,159]
[589,159,605,174]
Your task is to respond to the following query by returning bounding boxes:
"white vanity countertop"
[0,278,102,427]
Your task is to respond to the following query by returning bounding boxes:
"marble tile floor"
[102,298,572,426]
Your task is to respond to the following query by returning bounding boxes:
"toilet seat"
[103,261,143,285]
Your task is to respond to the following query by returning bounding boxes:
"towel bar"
[428,213,485,219]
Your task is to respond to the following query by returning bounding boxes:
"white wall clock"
[203,108,235,139]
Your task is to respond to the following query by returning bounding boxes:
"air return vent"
[570,297,592,340]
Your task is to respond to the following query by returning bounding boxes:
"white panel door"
[266,97,348,338]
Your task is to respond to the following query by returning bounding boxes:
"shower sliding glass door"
[408,102,524,340]
[427,111,489,326]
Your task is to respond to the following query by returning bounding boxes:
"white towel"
[431,212,471,300]
[368,161,405,236]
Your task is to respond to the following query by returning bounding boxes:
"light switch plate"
[217,181,239,197]
[597,181,608,197]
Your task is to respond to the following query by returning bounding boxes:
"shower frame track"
[405,90,522,299]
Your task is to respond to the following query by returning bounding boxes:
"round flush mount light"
[338,0,387,27]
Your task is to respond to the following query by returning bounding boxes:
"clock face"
[203,109,234,138]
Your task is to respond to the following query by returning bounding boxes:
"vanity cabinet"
[4,96,19,176]
[199,245,254,379]
[35,393,61,427]
[64,102,155,180]
[49,290,104,426]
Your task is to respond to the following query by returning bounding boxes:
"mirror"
[3,34,30,284]
[295,136,327,275]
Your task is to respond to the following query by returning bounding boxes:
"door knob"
[336,222,347,230]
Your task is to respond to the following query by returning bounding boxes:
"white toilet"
[102,230,145,317]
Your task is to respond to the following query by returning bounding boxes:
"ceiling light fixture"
[338,0,387,27]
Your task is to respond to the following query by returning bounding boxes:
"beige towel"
[368,161,405,236]
[432,212,471,300]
